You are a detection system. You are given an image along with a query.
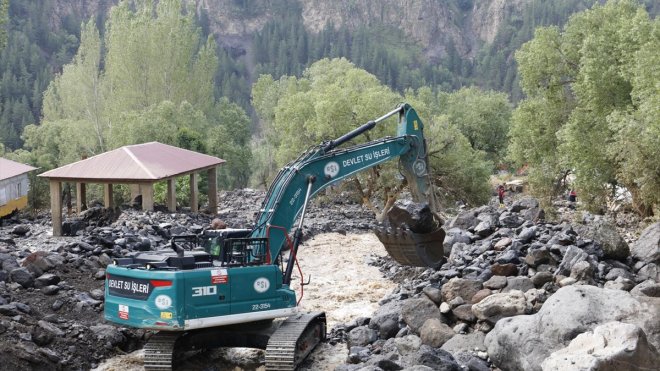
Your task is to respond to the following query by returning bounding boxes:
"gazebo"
[39,142,225,236]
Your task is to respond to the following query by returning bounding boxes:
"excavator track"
[375,226,446,269]
[265,312,326,370]
[143,331,181,371]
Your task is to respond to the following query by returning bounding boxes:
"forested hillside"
[6,0,657,150]
[0,0,658,217]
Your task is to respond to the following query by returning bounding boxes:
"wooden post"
[190,173,198,212]
[130,184,141,203]
[50,180,62,237]
[166,178,176,212]
[207,167,217,214]
[104,184,113,208]
[76,182,87,214]
[141,183,154,211]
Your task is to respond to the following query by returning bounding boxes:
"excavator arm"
[250,104,445,273]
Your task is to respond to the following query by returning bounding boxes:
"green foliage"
[404,88,493,206]
[426,115,493,207]
[510,0,658,215]
[252,58,493,208]
[444,87,511,164]
[206,98,253,189]
[17,0,251,209]
[0,0,82,150]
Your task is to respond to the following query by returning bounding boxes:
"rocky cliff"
[50,0,528,60]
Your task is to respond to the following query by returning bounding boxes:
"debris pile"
[334,197,659,370]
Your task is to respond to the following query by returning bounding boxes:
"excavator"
[104,104,446,370]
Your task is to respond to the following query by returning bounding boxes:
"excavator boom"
[250,104,444,268]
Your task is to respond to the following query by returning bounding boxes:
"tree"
[510,0,657,214]
[444,87,512,164]
[405,88,494,207]
[254,58,493,214]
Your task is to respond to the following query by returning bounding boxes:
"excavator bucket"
[374,201,446,269]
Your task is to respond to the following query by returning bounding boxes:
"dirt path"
[94,232,396,370]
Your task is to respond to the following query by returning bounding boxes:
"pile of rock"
[335,197,659,370]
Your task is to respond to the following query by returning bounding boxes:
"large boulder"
[631,222,660,264]
[555,246,589,276]
[575,219,629,260]
[472,290,528,324]
[441,278,483,304]
[541,322,660,371]
[420,318,455,347]
[485,285,660,371]
[401,298,444,333]
[448,210,479,230]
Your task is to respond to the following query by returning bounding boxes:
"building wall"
[0,174,30,217]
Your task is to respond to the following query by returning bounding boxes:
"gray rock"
[569,260,595,284]
[9,267,34,288]
[525,248,555,267]
[422,286,442,305]
[41,285,60,295]
[541,322,660,371]
[576,220,629,260]
[603,276,635,291]
[413,345,461,371]
[76,292,102,306]
[443,228,472,256]
[630,222,660,264]
[401,298,444,334]
[90,324,125,346]
[11,225,30,235]
[90,289,104,301]
[637,263,660,282]
[347,346,371,364]
[420,318,455,347]
[474,221,494,238]
[483,275,507,290]
[0,304,19,316]
[441,331,486,355]
[485,285,660,371]
[34,273,60,288]
[604,267,633,281]
[555,246,588,276]
[370,300,402,332]
[498,213,525,228]
[401,367,434,371]
[493,237,512,250]
[452,304,476,322]
[503,277,534,293]
[510,197,539,212]
[441,278,483,304]
[38,320,65,336]
[472,290,528,324]
[390,335,422,356]
[448,242,472,265]
[449,211,479,230]
[378,318,400,340]
[531,271,554,288]
[517,226,537,244]
[495,250,520,265]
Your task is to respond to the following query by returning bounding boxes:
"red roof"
[39,142,225,181]
[0,158,37,181]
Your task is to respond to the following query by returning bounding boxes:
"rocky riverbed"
[0,189,658,370]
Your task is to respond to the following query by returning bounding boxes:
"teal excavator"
[104,104,446,370]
